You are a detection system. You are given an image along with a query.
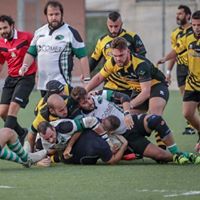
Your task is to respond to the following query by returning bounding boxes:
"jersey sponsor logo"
[55,35,64,40]
[101,102,117,119]
[37,45,63,53]
[97,96,103,104]
[105,43,111,49]
[138,70,146,76]
[188,43,200,57]
[11,52,16,58]
[127,41,131,47]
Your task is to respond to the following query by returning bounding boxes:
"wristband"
[166,70,171,75]
[124,111,130,116]
[22,63,29,69]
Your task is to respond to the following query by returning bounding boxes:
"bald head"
[47,94,68,117]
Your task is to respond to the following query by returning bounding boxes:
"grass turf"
[0,90,199,200]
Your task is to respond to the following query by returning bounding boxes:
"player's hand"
[124,114,134,130]
[63,146,73,159]
[19,64,29,76]
[165,73,171,85]
[36,157,51,167]
[157,58,166,65]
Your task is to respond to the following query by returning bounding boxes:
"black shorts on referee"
[0,74,35,108]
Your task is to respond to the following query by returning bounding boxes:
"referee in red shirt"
[0,15,37,145]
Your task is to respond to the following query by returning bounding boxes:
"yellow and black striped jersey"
[31,96,79,133]
[174,27,200,91]
[34,83,72,116]
[171,26,191,66]
[31,103,60,134]
[90,29,146,71]
[100,54,166,94]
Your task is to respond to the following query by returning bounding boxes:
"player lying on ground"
[0,128,46,167]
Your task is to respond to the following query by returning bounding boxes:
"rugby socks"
[167,143,180,154]
[7,139,28,163]
[155,132,166,150]
[0,145,23,164]
[4,115,25,136]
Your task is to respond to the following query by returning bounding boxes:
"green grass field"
[0,90,199,200]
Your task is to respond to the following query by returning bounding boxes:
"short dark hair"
[38,121,53,135]
[108,11,121,22]
[106,115,120,131]
[71,86,87,103]
[44,0,64,16]
[0,15,15,26]
[111,37,128,50]
[178,5,191,16]
[192,10,200,20]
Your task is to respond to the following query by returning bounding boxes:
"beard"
[48,18,63,29]
[176,18,187,26]
[109,26,122,37]
[1,30,13,40]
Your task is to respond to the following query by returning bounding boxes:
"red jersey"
[0,29,37,77]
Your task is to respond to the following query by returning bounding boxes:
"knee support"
[147,115,171,139]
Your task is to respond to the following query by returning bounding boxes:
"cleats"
[188,153,200,164]
[173,153,190,164]
[122,153,136,160]
[22,158,32,168]
[182,127,196,135]
[22,150,47,168]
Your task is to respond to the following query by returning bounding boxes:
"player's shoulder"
[121,29,137,37]
[185,26,193,37]
[34,24,49,35]
[98,33,110,42]
[172,26,181,33]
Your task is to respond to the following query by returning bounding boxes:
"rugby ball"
[108,134,122,153]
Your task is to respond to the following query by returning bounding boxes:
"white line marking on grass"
[164,191,200,197]
[0,185,14,189]
[136,189,167,193]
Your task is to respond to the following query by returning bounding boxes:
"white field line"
[0,185,14,189]
[164,191,200,198]
[135,189,200,197]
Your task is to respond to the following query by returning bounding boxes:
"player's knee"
[183,110,193,120]
[0,127,16,140]
[147,115,170,139]
[0,109,8,119]
[147,115,164,129]
[8,102,21,115]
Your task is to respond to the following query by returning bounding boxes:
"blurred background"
[0,0,200,90]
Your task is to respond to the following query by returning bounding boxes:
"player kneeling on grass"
[122,113,200,164]
[0,128,45,167]
[35,115,128,165]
